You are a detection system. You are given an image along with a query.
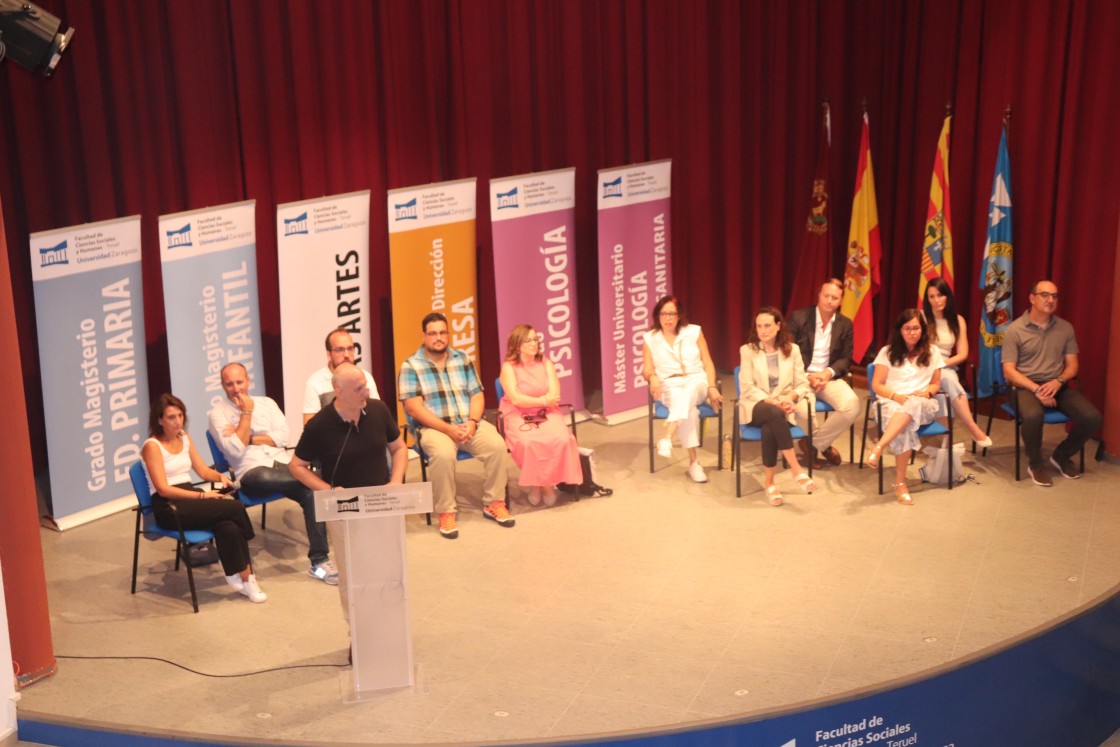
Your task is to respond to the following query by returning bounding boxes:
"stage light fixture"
[0,0,74,76]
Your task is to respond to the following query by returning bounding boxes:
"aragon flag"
[918,115,954,303]
[840,112,882,364]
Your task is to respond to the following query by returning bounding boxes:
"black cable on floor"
[56,654,348,678]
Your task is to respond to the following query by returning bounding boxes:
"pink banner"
[490,168,583,407]
[596,160,672,421]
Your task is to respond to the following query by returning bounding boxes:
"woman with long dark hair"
[864,310,944,505]
[738,307,817,506]
[141,393,265,602]
[922,278,992,448]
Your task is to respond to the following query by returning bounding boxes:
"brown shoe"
[821,446,843,466]
[1027,464,1054,488]
[798,439,823,469]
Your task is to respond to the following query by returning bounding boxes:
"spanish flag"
[918,116,954,303]
[840,113,882,363]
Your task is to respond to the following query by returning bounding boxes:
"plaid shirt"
[398,346,482,426]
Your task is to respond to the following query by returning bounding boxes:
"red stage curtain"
[2,0,1118,485]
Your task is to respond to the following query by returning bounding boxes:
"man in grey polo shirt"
[1001,279,1101,487]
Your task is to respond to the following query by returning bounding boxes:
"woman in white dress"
[642,295,723,483]
[922,277,992,448]
[864,310,944,505]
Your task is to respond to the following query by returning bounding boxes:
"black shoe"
[1049,455,1081,479]
[1027,464,1054,487]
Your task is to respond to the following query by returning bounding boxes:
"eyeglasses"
[659,311,679,318]
[1032,291,1059,300]
[331,345,356,354]
[425,330,449,338]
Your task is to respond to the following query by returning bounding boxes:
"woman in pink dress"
[499,324,583,506]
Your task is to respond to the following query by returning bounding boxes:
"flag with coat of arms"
[976,124,1013,399]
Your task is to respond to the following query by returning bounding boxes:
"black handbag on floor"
[180,540,220,568]
[559,447,613,497]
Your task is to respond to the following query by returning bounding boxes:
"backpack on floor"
[559,447,613,498]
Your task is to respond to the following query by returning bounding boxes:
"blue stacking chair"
[860,363,953,494]
[205,431,285,530]
[982,384,1085,481]
[647,382,723,473]
[129,462,215,613]
[731,366,813,498]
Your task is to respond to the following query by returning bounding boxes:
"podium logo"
[778,740,795,747]
[495,186,519,210]
[394,198,418,221]
[166,223,193,248]
[39,240,69,268]
[336,496,360,513]
[283,212,309,236]
[602,176,623,199]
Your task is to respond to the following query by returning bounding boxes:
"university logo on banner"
[596,159,672,422]
[388,178,478,423]
[158,201,265,426]
[276,191,372,440]
[490,168,584,409]
[31,216,150,529]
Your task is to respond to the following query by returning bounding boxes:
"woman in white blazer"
[738,307,817,505]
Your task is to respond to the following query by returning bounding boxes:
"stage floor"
[16,398,1120,745]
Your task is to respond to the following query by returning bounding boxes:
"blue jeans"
[240,463,329,565]
[1015,387,1102,468]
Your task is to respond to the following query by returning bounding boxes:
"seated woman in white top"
[141,393,266,603]
[642,295,723,483]
[738,307,817,506]
[865,310,944,506]
[922,277,992,448]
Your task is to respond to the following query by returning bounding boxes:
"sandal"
[765,484,784,507]
[865,445,883,469]
[793,472,817,494]
[892,482,914,506]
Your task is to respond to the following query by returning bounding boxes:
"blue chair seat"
[129,461,215,613]
[647,384,723,473]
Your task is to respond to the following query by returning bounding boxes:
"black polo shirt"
[294,399,400,488]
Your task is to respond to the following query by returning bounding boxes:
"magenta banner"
[596,160,672,421]
[490,168,584,408]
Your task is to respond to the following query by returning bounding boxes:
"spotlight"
[0,0,74,76]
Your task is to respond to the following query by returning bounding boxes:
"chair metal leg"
[859,400,872,468]
[131,509,142,594]
[177,538,200,613]
[260,503,268,531]
[946,393,954,490]
[733,408,742,498]
[717,407,724,470]
[647,397,656,474]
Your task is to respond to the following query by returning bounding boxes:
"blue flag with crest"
[977,126,1013,399]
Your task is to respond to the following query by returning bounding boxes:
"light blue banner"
[31,216,150,528]
[159,202,265,426]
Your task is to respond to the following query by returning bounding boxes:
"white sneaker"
[225,574,244,591]
[657,438,673,458]
[687,462,708,483]
[239,574,267,603]
[309,559,340,586]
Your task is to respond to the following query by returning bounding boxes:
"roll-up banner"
[596,159,672,423]
[30,216,150,530]
[489,168,585,410]
[277,191,372,441]
[158,201,264,429]
[387,178,478,423]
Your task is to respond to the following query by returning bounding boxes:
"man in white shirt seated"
[208,362,336,585]
[303,328,381,424]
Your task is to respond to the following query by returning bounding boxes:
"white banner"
[158,201,264,427]
[31,216,150,529]
[277,191,372,440]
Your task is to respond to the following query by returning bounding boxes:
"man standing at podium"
[290,363,408,622]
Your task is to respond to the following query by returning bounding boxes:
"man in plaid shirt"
[399,312,512,539]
